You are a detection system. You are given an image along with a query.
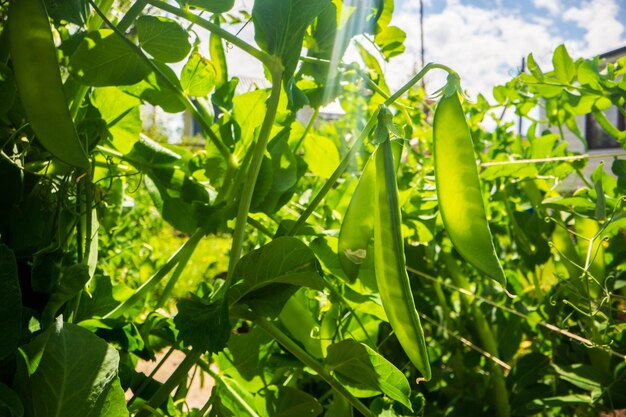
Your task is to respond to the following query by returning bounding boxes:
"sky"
[389,0,626,97]
[224,0,626,100]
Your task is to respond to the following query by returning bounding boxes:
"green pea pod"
[338,141,402,282]
[433,90,507,289]
[374,137,431,381]
[8,0,90,171]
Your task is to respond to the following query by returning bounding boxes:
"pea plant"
[1,0,625,416]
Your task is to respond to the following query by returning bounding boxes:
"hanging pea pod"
[338,119,402,282]
[8,0,90,171]
[433,76,508,291]
[373,110,431,381]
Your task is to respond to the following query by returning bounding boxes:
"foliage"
[1,0,625,416]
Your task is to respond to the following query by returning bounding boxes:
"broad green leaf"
[216,327,274,392]
[137,16,191,63]
[18,318,127,417]
[70,29,149,86]
[325,340,412,409]
[44,0,87,25]
[180,0,235,13]
[552,44,575,83]
[209,376,259,417]
[174,294,230,353]
[252,0,330,77]
[92,87,142,153]
[78,319,145,353]
[255,386,323,417]
[41,264,90,327]
[229,237,324,307]
[181,51,216,97]
[268,133,298,192]
[0,382,24,417]
[0,244,21,359]
[302,134,340,178]
[552,364,610,392]
[374,26,406,60]
[577,60,601,89]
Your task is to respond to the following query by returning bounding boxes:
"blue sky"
[388,0,626,97]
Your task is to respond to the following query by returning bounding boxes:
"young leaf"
[181,51,217,97]
[552,44,575,84]
[175,294,230,354]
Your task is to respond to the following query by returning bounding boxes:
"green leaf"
[256,386,323,417]
[374,26,406,60]
[229,237,324,307]
[268,133,298,192]
[18,318,127,417]
[302,134,340,179]
[41,264,90,327]
[174,292,230,353]
[233,89,269,152]
[44,0,87,26]
[137,16,191,63]
[0,382,24,417]
[0,244,21,359]
[181,51,216,97]
[122,65,186,114]
[552,44,575,83]
[91,87,142,153]
[552,363,611,392]
[70,29,149,86]
[325,340,412,409]
[252,0,330,77]
[526,53,543,79]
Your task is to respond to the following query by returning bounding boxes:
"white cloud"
[388,1,562,98]
[562,0,625,56]
[532,0,561,15]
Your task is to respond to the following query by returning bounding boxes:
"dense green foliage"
[1,0,625,416]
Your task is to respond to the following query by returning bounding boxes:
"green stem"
[592,108,626,145]
[129,346,175,405]
[226,70,283,283]
[146,0,276,70]
[117,0,148,32]
[136,350,203,417]
[104,229,204,319]
[253,318,373,417]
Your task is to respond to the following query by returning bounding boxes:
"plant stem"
[226,70,283,283]
[155,238,197,308]
[254,317,373,417]
[136,349,203,417]
[104,228,204,319]
[146,0,276,69]
[117,0,148,32]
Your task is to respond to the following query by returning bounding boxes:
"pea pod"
[338,140,402,282]
[373,134,431,380]
[8,0,90,170]
[433,85,507,289]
